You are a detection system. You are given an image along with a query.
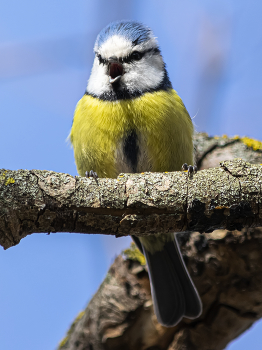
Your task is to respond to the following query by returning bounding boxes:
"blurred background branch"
[58,228,262,350]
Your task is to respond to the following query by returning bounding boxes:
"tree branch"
[1,157,262,250]
[1,132,262,251]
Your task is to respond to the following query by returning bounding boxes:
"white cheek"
[123,55,164,91]
[87,58,111,95]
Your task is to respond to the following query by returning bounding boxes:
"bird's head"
[86,20,171,100]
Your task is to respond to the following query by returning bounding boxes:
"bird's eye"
[131,51,142,61]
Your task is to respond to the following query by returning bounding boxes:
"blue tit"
[70,20,202,327]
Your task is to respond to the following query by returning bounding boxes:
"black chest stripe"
[123,130,139,172]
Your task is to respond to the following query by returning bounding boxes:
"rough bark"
[55,133,262,350]
[1,134,262,250]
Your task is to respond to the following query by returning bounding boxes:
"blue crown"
[95,20,153,49]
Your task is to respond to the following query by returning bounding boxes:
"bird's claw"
[182,163,197,176]
[85,170,98,180]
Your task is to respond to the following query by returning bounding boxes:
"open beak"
[108,58,123,84]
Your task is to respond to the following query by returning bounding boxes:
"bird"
[70,20,202,327]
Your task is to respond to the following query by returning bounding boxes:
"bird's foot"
[181,163,197,177]
[85,170,98,180]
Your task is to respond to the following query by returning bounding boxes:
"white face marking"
[95,35,132,60]
[87,36,165,97]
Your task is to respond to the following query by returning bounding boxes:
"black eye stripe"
[96,47,160,65]
[97,54,107,65]
[122,48,160,63]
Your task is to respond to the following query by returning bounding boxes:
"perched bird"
[70,20,202,327]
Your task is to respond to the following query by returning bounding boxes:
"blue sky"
[1,1,262,349]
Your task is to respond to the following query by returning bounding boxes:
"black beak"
[108,57,123,84]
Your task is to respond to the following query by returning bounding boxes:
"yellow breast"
[70,89,194,178]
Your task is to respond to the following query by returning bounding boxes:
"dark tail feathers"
[141,236,202,327]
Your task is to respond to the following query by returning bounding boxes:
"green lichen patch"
[240,136,262,151]
[122,242,146,265]
[5,178,15,186]
[0,170,7,182]
[58,310,85,349]
[58,335,68,348]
